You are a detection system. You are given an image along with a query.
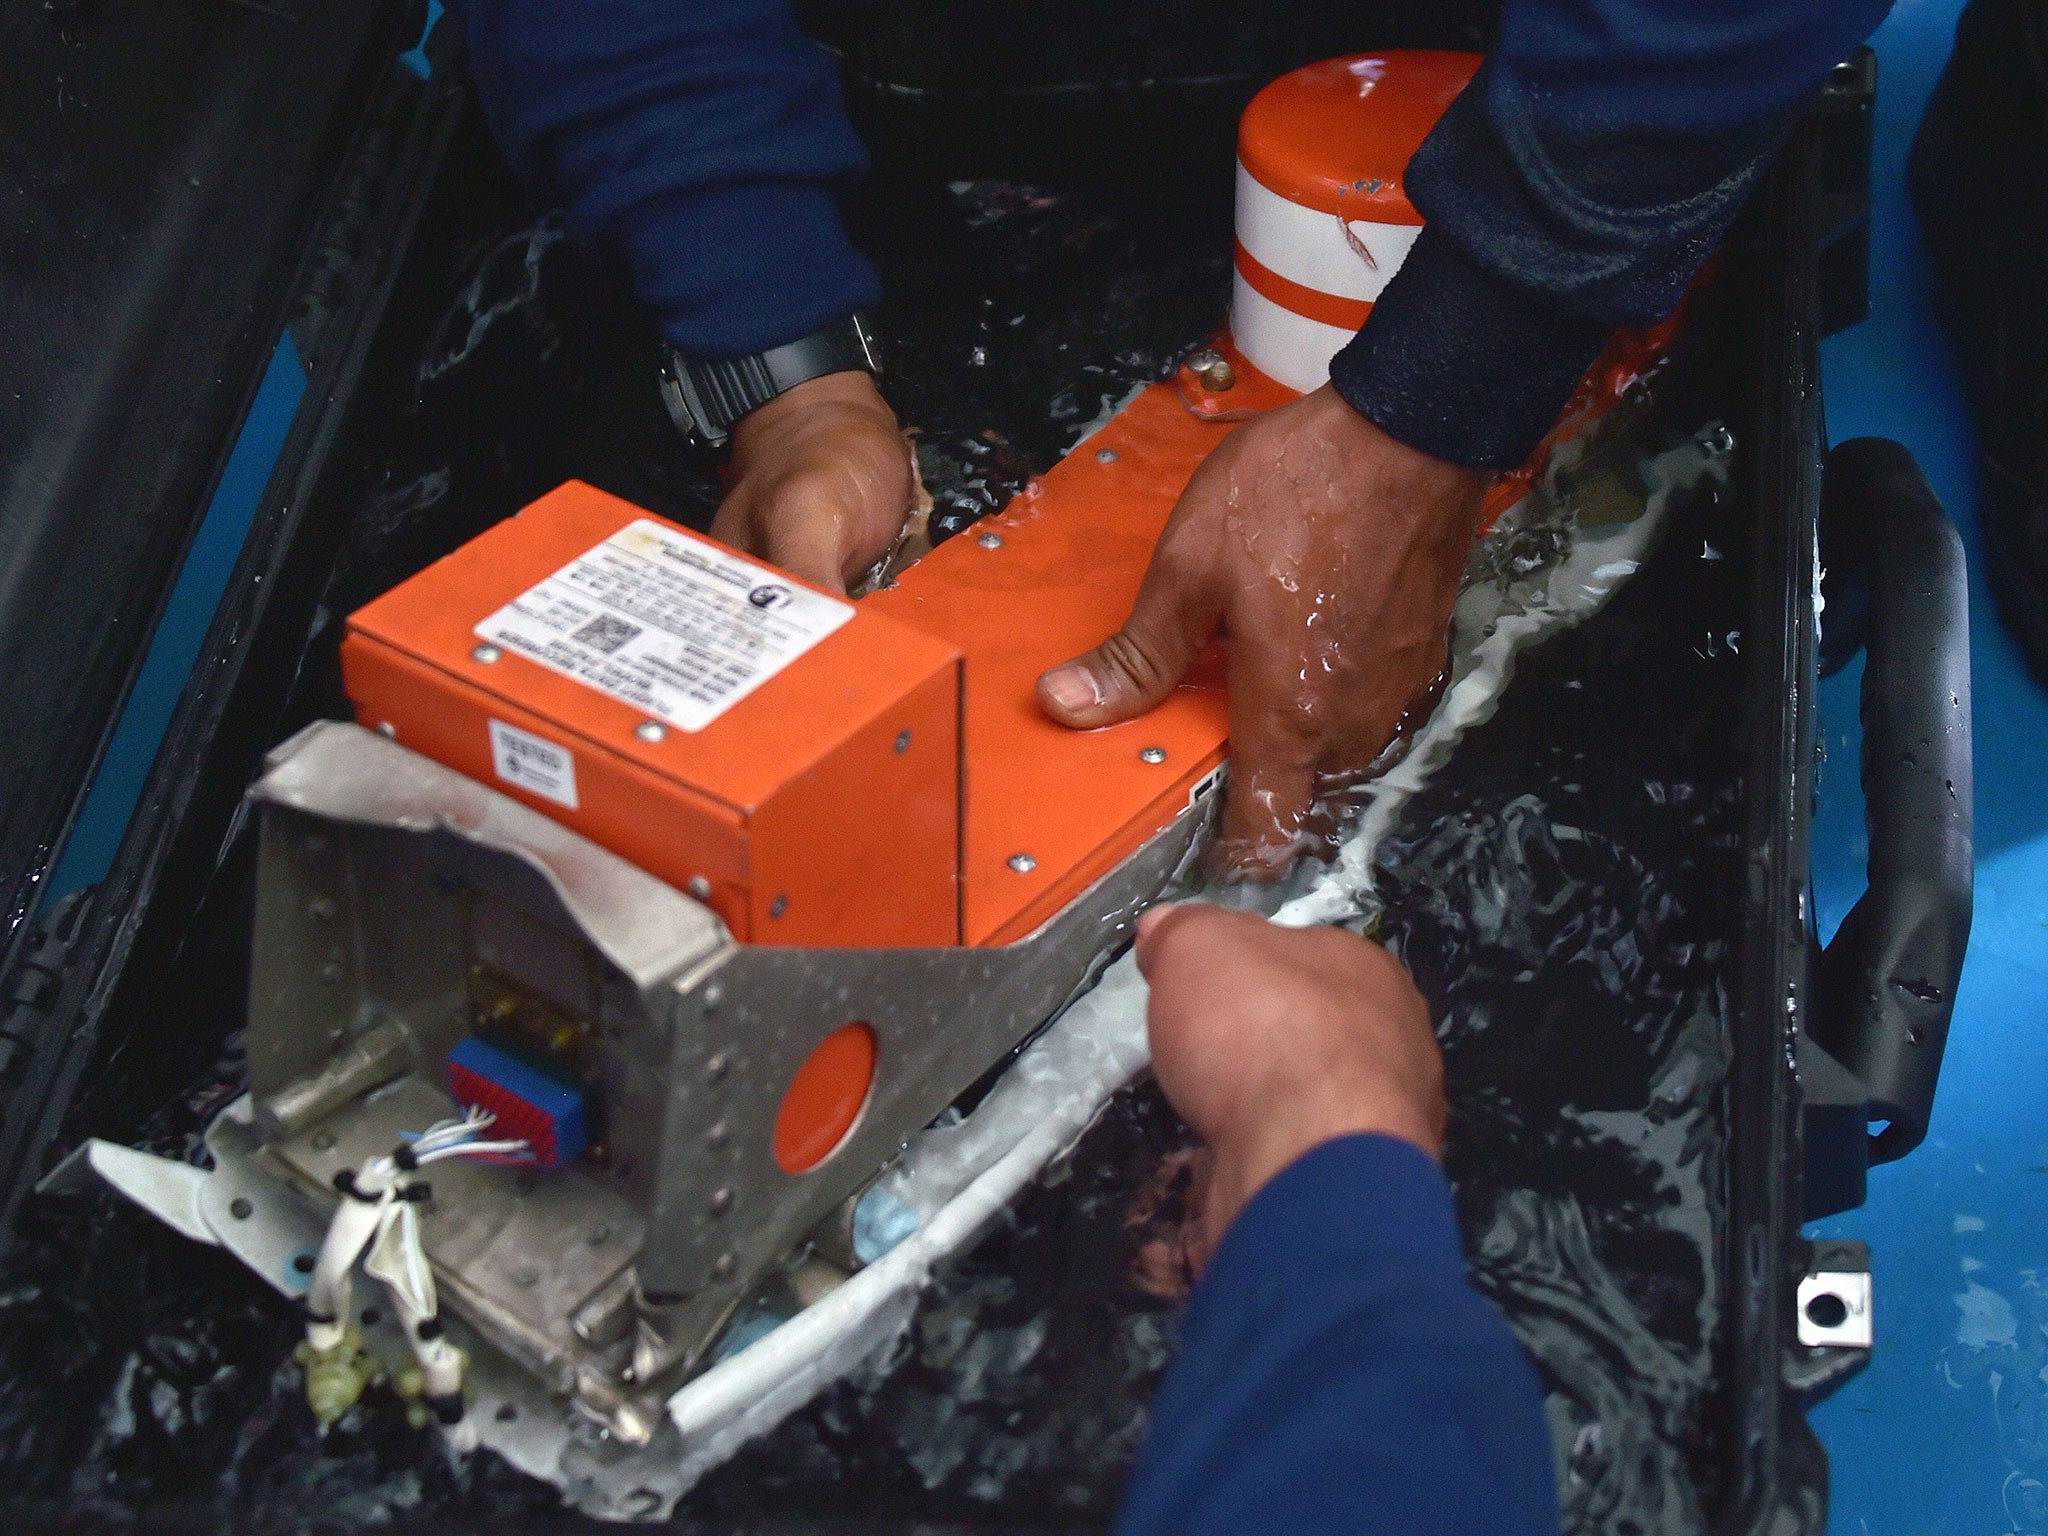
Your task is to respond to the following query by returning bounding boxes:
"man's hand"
[1037,385,1491,878]
[711,370,915,594]
[1137,903,1444,1250]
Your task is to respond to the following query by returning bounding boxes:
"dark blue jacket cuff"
[1329,226,1612,471]
[1206,1132,1470,1283]
[1118,1134,1557,1536]
[450,0,881,362]
[615,179,881,358]
[1328,8,1876,471]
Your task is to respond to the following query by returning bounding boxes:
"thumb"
[1037,559,1219,729]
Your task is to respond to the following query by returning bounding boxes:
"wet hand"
[712,370,915,595]
[1036,385,1490,878]
[1137,903,1444,1250]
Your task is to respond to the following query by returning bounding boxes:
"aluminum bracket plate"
[232,722,1213,1426]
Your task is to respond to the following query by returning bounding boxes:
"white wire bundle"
[401,1106,534,1166]
[300,1108,533,1446]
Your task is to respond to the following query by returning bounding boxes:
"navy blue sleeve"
[1117,1134,1556,1536]
[449,0,880,359]
[1330,0,1897,468]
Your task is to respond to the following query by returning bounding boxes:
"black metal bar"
[1716,116,1832,1536]
[1816,49,1877,338]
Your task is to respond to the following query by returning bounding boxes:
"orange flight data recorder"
[342,49,1674,952]
[340,382,1238,950]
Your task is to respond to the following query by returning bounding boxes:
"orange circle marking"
[773,1023,877,1174]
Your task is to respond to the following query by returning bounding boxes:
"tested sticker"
[474,520,854,732]
[488,719,579,809]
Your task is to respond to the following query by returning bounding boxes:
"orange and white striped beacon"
[1184,50,1678,501]
[1228,51,1479,394]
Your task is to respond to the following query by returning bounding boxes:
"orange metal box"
[867,388,1232,947]
[341,482,963,947]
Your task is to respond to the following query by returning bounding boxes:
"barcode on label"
[474,520,854,732]
[572,613,642,655]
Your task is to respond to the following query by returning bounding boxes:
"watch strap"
[661,312,882,451]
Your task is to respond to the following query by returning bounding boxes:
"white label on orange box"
[475,519,854,732]
[488,719,579,808]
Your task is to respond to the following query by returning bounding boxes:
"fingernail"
[1041,664,1102,713]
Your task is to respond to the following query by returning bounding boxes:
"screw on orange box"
[341,481,963,946]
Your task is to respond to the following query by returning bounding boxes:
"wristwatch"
[659,311,884,452]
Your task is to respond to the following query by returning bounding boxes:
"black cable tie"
[397,1181,431,1203]
[392,1144,418,1172]
[332,1169,363,1199]
[300,1305,337,1325]
[415,1316,443,1341]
